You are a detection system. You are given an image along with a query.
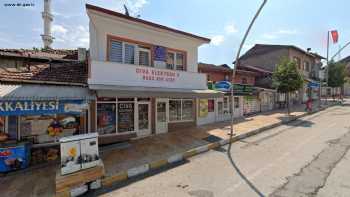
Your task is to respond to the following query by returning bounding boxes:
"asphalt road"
[97,103,350,197]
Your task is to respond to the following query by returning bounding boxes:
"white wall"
[88,10,206,73]
[89,60,207,90]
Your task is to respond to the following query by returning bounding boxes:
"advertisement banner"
[199,99,209,118]
[0,100,86,116]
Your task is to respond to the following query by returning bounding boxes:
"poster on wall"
[118,103,135,133]
[97,104,116,134]
[208,100,215,112]
[199,99,208,118]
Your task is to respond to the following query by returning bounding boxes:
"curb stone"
[101,104,337,188]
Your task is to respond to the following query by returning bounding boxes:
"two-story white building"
[86,4,222,144]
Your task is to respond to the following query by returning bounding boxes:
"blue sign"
[214,81,232,92]
[0,142,31,172]
[0,100,86,116]
[154,46,166,61]
[308,82,320,88]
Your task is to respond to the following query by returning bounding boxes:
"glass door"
[137,103,151,137]
[156,99,168,134]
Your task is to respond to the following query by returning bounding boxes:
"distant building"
[237,44,324,103]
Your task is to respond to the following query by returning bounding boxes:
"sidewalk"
[0,102,334,197]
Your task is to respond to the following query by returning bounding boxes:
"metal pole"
[325,31,330,104]
[229,0,267,140]
[331,41,350,60]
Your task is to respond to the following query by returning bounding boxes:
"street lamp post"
[229,0,268,140]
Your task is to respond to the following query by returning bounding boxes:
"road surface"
[96,103,350,197]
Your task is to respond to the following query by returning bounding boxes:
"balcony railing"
[88,60,208,90]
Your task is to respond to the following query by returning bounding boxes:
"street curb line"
[149,159,168,170]
[127,164,149,178]
[100,105,337,188]
[102,171,128,187]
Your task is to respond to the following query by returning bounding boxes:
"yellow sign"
[199,99,208,118]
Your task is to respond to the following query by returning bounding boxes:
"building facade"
[238,44,324,104]
[86,4,221,143]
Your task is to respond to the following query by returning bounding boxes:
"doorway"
[155,99,168,134]
[137,102,151,137]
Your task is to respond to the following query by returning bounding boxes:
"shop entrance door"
[156,99,168,134]
[137,102,151,137]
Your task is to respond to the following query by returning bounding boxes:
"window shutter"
[124,44,135,64]
[109,40,123,63]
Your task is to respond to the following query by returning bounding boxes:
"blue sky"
[0,0,349,66]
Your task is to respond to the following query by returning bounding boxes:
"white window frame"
[138,47,151,66]
[122,42,137,65]
[169,99,194,123]
[167,51,185,71]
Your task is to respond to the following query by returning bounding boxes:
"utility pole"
[325,31,330,104]
[229,0,268,141]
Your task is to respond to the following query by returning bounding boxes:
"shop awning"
[90,84,224,98]
[0,84,95,100]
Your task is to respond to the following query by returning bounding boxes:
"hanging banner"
[0,100,87,116]
[199,99,208,118]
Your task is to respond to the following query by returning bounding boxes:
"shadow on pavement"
[227,142,266,197]
[84,160,189,197]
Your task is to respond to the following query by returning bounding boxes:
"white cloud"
[52,24,68,35]
[276,29,298,35]
[52,24,89,48]
[225,24,238,34]
[262,29,299,40]
[211,35,225,46]
[262,33,278,40]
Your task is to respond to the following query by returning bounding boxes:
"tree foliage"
[328,61,347,87]
[273,58,304,93]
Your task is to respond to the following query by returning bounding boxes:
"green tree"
[328,61,347,87]
[273,58,304,115]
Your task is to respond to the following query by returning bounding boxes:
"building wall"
[240,48,289,71]
[88,10,205,73]
[199,71,230,83]
[233,73,255,85]
[288,49,318,79]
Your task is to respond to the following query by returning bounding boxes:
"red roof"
[86,4,211,43]
[0,62,87,85]
[0,49,78,60]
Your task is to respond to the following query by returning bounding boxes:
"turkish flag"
[331,30,339,43]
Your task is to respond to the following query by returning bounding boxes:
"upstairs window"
[166,52,175,69]
[167,51,186,71]
[139,47,151,66]
[109,40,123,63]
[303,61,310,72]
[124,44,135,64]
[293,57,301,70]
[176,53,184,70]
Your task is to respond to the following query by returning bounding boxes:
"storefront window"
[97,103,116,135]
[218,102,224,115]
[138,104,149,130]
[169,100,181,121]
[117,102,135,133]
[182,100,193,121]
[20,114,82,144]
[223,97,229,109]
[169,99,193,122]
[234,97,240,109]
